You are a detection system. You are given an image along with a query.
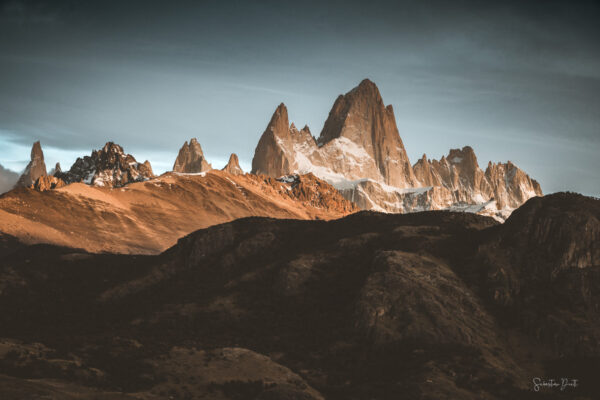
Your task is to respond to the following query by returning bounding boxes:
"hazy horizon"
[1,0,599,197]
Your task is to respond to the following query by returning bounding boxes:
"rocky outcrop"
[221,153,243,175]
[55,142,154,188]
[15,141,47,188]
[173,138,212,173]
[32,175,66,191]
[251,80,542,219]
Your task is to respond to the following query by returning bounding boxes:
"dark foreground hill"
[0,192,598,399]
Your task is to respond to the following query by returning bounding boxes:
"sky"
[0,0,599,196]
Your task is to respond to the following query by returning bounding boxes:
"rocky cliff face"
[221,153,243,175]
[173,138,212,173]
[56,142,154,188]
[15,141,47,188]
[251,80,542,219]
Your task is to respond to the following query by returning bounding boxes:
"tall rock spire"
[15,141,47,188]
[317,79,418,187]
[173,138,212,173]
[251,103,308,177]
[222,153,244,175]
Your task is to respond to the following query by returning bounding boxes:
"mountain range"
[252,79,542,219]
[0,80,544,254]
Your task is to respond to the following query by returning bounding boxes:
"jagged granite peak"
[447,146,478,167]
[55,142,154,188]
[251,80,417,187]
[173,138,212,173]
[15,141,47,188]
[432,147,542,210]
[441,146,491,197]
[269,103,290,138]
[318,78,384,146]
[222,153,244,175]
[340,145,543,220]
[485,160,542,210]
[316,78,418,187]
[251,103,316,177]
[391,146,542,219]
[413,153,443,187]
